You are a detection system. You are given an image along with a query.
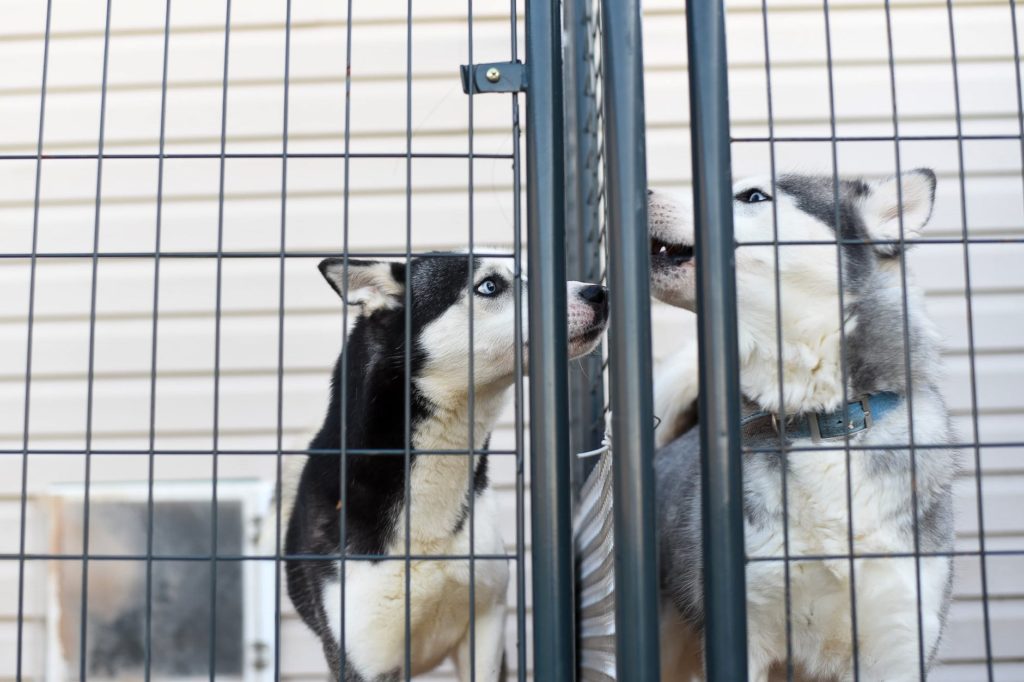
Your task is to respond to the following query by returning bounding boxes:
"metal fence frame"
[559,0,662,679]
[525,0,576,677]
[563,1,740,680]
[684,4,748,681]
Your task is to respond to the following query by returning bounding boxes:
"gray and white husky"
[284,254,609,681]
[648,170,958,681]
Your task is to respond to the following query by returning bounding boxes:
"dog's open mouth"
[651,237,694,266]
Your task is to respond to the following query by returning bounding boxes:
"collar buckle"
[811,395,873,443]
[860,395,873,430]
[808,412,822,443]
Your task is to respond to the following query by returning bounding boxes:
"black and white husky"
[648,170,958,680]
[284,254,609,681]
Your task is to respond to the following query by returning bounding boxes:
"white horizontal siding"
[0,0,1021,678]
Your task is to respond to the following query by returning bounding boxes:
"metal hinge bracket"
[460,61,527,94]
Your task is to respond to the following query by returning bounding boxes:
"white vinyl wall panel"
[0,0,1021,679]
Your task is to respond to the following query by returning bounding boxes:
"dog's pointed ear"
[860,168,936,256]
[318,258,406,312]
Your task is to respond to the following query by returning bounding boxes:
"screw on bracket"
[460,61,527,94]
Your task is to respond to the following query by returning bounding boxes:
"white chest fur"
[323,488,509,677]
[322,389,512,679]
[742,394,954,680]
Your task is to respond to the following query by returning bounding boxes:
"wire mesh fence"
[563,0,614,676]
[571,1,1024,681]
[701,2,1023,679]
[2,0,534,680]
[2,0,1023,681]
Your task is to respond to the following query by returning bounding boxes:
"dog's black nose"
[647,189,654,196]
[579,284,607,306]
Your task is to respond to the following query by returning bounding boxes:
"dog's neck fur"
[405,383,508,550]
[412,381,510,452]
[306,321,508,554]
[738,264,939,417]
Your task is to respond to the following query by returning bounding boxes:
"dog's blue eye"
[737,188,771,204]
[475,278,499,296]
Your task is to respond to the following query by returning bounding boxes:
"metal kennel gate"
[3,0,1021,680]
[561,1,735,680]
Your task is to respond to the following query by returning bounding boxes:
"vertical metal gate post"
[563,0,607,481]
[599,0,662,679]
[685,2,748,680]
[525,0,575,678]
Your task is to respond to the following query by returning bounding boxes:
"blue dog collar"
[742,392,902,445]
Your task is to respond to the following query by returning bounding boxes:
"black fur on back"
[283,255,494,669]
